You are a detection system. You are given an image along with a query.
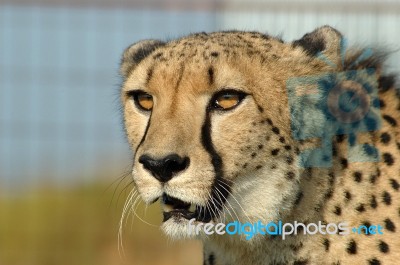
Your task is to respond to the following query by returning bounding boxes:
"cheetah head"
[120,26,344,239]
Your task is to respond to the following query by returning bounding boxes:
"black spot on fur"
[272,127,280,134]
[256,165,263,170]
[356,204,366,212]
[384,218,396,232]
[153,52,163,59]
[257,105,264,113]
[383,115,397,127]
[345,191,352,201]
[286,156,294,165]
[210,51,219,57]
[271,149,280,156]
[378,75,395,93]
[328,172,335,185]
[258,144,264,150]
[379,240,389,253]
[294,191,303,205]
[286,171,295,180]
[325,188,333,200]
[284,145,291,150]
[266,118,273,125]
[380,132,391,144]
[303,168,313,180]
[295,225,305,234]
[353,171,362,183]
[146,68,153,84]
[295,147,300,155]
[290,242,303,253]
[369,258,381,265]
[390,179,399,191]
[208,67,214,85]
[279,136,285,143]
[379,99,386,108]
[382,191,391,205]
[340,158,348,169]
[334,206,342,216]
[382,153,394,166]
[323,238,330,251]
[346,239,357,254]
[251,152,257,158]
[370,173,378,184]
[370,195,378,209]
[361,221,372,235]
[336,134,345,143]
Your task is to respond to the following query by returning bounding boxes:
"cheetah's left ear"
[120,39,165,78]
[293,25,343,63]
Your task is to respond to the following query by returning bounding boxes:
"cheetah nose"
[138,154,190,182]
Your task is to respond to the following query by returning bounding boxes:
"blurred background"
[0,0,399,264]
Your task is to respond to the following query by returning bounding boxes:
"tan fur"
[120,26,400,265]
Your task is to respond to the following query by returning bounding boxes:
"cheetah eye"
[211,89,247,111]
[128,90,154,111]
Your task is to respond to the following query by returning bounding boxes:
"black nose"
[138,154,190,182]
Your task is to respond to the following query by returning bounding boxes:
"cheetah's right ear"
[293,26,343,64]
[120,39,165,78]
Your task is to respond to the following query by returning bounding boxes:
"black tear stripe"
[133,112,152,162]
[201,109,231,222]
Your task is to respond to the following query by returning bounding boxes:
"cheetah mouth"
[161,193,212,223]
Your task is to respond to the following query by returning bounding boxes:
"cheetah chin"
[120,26,400,265]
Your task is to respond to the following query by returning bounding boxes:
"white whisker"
[217,179,252,223]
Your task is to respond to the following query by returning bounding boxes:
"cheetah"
[119,26,400,265]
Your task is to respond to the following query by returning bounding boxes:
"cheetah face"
[120,28,342,239]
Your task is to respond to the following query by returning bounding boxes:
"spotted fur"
[120,26,400,265]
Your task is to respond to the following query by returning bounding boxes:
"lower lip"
[163,210,196,222]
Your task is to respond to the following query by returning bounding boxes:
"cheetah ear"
[120,39,165,78]
[293,25,343,62]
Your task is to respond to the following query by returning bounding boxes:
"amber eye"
[128,90,154,111]
[211,90,247,111]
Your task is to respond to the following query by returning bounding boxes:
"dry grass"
[0,183,202,265]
